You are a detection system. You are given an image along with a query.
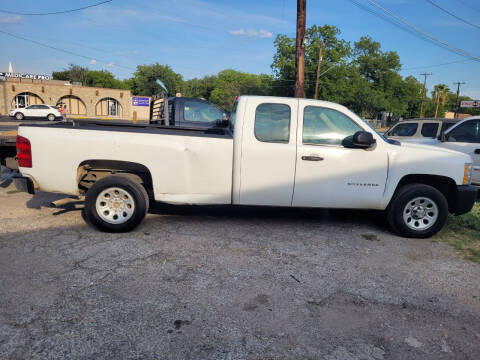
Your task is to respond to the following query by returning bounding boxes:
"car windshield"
[350,111,391,144]
[229,101,238,133]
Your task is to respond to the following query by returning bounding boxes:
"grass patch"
[434,203,480,263]
[362,233,380,241]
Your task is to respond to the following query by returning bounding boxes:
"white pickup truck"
[15,96,477,237]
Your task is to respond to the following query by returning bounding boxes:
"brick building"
[0,75,150,120]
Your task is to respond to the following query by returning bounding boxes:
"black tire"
[47,114,56,121]
[84,176,149,232]
[15,112,24,120]
[387,183,448,238]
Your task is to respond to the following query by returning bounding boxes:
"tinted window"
[389,123,418,136]
[303,106,362,145]
[447,120,480,143]
[229,101,237,133]
[37,105,49,109]
[254,103,291,143]
[183,100,224,124]
[421,123,439,137]
[26,105,36,109]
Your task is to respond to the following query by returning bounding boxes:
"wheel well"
[77,160,154,199]
[395,174,457,211]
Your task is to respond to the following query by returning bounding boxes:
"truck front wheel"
[84,176,149,232]
[387,184,448,238]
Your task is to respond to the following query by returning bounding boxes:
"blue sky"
[0,0,479,98]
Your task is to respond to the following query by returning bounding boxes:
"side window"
[303,106,362,145]
[389,123,418,136]
[26,105,36,109]
[421,123,439,138]
[448,120,480,143]
[183,100,224,124]
[254,103,291,143]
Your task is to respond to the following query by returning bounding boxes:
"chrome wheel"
[403,196,438,231]
[47,114,55,121]
[95,187,135,224]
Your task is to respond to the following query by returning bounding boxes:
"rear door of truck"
[238,97,298,206]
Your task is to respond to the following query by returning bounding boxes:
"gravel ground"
[1,167,479,359]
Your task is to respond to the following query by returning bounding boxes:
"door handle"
[301,155,324,161]
[474,149,480,154]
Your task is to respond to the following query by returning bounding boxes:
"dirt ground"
[1,168,479,359]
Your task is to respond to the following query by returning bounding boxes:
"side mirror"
[353,131,376,148]
[342,131,376,149]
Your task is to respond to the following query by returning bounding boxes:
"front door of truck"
[239,97,298,206]
[293,102,388,208]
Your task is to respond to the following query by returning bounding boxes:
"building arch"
[95,97,122,117]
[11,92,45,109]
[57,95,87,116]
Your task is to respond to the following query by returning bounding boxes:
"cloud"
[0,15,22,24]
[90,59,97,65]
[107,62,114,67]
[230,28,273,38]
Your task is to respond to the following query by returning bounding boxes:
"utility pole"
[419,72,432,119]
[453,81,465,119]
[314,41,324,100]
[294,0,306,98]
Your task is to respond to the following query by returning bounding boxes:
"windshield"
[350,112,391,143]
[229,101,238,133]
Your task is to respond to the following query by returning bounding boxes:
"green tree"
[52,64,129,89]
[52,64,88,85]
[86,70,129,89]
[430,84,450,118]
[209,69,273,111]
[129,63,184,96]
[183,75,217,99]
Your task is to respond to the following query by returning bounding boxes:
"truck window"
[303,106,362,145]
[421,123,439,138]
[448,120,480,143]
[254,103,290,143]
[183,100,224,124]
[389,123,418,137]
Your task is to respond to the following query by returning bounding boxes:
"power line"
[0,29,134,71]
[425,0,480,30]
[457,0,480,14]
[348,0,480,62]
[402,59,471,71]
[0,0,112,16]
[347,0,462,57]
[364,0,480,61]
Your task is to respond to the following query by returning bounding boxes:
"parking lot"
[1,168,479,360]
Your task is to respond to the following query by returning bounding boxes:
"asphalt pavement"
[1,167,479,360]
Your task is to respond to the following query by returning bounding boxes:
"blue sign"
[132,97,149,107]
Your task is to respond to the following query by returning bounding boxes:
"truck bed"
[18,120,235,204]
[19,120,232,138]
[0,130,17,169]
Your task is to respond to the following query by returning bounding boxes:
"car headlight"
[463,163,472,185]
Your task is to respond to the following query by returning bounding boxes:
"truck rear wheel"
[387,183,448,238]
[84,176,149,232]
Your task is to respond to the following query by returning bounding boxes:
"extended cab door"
[441,119,480,185]
[238,97,298,206]
[293,101,388,209]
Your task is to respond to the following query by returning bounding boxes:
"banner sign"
[460,100,480,108]
[132,96,150,107]
[0,72,51,80]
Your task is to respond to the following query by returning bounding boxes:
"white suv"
[9,105,61,121]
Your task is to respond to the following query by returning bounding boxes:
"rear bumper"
[451,185,477,215]
[13,176,35,195]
